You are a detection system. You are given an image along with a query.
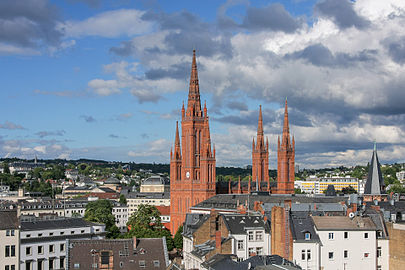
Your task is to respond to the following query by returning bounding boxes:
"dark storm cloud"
[80,115,96,123]
[314,0,370,29]
[145,62,190,80]
[242,3,302,32]
[0,0,62,47]
[111,10,233,58]
[226,101,249,111]
[285,44,376,67]
[35,130,66,138]
[214,108,277,127]
[385,36,405,65]
[67,0,101,8]
[142,10,207,32]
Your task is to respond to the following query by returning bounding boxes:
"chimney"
[133,237,137,249]
[215,231,222,252]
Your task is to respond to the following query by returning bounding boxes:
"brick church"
[170,51,295,233]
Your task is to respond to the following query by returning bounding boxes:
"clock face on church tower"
[186,171,190,179]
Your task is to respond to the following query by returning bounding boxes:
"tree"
[84,199,118,238]
[174,225,183,250]
[387,184,405,194]
[294,188,303,194]
[126,204,174,251]
[3,163,10,174]
[341,185,357,194]
[119,194,127,205]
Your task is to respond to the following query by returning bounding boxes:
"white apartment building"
[221,214,271,261]
[312,216,381,270]
[0,211,19,270]
[127,192,170,216]
[295,177,360,194]
[20,217,105,270]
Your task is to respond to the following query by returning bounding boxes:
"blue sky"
[1,0,405,168]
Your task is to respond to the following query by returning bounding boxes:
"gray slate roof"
[183,213,209,238]
[21,217,101,231]
[0,210,19,229]
[222,214,270,234]
[364,145,385,195]
[290,212,320,243]
[192,194,347,212]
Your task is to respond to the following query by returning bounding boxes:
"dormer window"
[305,232,311,240]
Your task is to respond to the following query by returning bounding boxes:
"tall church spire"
[170,50,216,234]
[275,98,295,194]
[282,98,290,147]
[364,142,385,195]
[252,105,269,190]
[187,50,202,116]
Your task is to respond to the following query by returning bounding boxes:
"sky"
[1,0,405,169]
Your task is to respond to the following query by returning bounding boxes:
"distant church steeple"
[252,105,270,191]
[274,99,295,194]
[364,142,385,195]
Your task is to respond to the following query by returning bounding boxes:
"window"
[38,246,43,254]
[256,247,263,255]
[255,231,263,241]
[344,250,348,258]
[377,247,382,257]
[328,233,334,240]
[38,260,43,270]
[237,240,244,250]
[49,232,53,236]
[307,249,311,260]
[26,234,31,238]
[302,250,306,260]
[49,259,54,270]
[5,245,10,257]
[364,232,369,239]
[153,260,160,267]
[364,252,370,258]
[38,233,42,237]
[73,263,80,269]
[248,247,255,256]
[60,232,64,235]
[11,245,15,257]
[71,231,75,234]
[11,230,14,236]
[5,266,9,270]
[377,265,382,270]
[248,231,254,241]
[328,252,334,260]
[60,243,65,252]
[6,230,10,236]
[60,257,65,269]
[101,251,110,264]
[11,265,15,270]
[344,231,348,239]
[26,261,32,270]
[305,232,311,240]
[26,247,32,255]
[139,260,146,268]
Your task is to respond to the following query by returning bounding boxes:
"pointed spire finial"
[374,140,377,151]
[258,105,263,135]
[175,121,180,146]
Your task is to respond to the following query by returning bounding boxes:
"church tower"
[170,50,216,234]
[275,99,295,194]
[252,105,270,191]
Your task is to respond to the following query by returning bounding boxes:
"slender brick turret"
[275,99,295,194]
